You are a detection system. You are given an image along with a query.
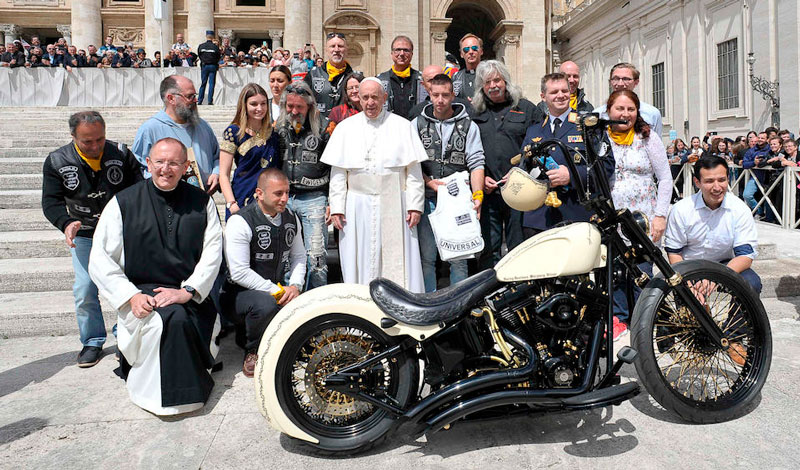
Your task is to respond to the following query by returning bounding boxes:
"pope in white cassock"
[89,138,223,416]
[322,77,426,292]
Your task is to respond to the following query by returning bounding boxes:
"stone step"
[0,290,117,338]
[0,256,75,293]
[0,209,52,232]
[0,158,47,175]
[0,190,41,209]
[0,230,68,259]
[0,174,40,190]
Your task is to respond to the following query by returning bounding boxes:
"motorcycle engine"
[485,278,601,388]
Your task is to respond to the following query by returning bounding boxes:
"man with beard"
[42,111,143,367]
[376,35,423,120]
[537,61,593,114]
[89,137,223,415]
[471,60,543,269]
[453,33,484,101]
[322,78,427,292]
[304,32,353,117]
[275,82,332,289]
[132,75,220,194]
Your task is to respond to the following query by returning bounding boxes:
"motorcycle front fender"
[254,283,442,444]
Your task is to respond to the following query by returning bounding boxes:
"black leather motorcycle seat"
[369,269,500,326]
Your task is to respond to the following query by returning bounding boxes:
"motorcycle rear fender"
[494,222,607,282]
[254,283,441,444]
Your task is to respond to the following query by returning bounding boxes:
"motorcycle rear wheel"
[631,260,772,423]
[274,314,418,454]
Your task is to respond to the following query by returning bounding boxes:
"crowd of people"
[41,30,765,416]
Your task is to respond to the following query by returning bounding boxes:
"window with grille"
[652,62,665,116]
[717,38,739,110]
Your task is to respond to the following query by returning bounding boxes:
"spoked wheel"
[275,314,418,453]
[631,260,772,423]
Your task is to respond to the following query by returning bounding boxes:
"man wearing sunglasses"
[132,75,221,194]
[304,32,353,117]
[453,33,484,101]
[376,35,423,120]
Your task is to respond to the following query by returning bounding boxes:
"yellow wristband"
[271,283,285,301]
[472,190,484,202]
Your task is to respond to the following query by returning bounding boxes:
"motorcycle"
[254,113,772,453]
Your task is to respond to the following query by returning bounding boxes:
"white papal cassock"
[322,109,426,292]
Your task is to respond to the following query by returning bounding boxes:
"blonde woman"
[219,83,280,219]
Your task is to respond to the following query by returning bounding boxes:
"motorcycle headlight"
[631,210,650,236]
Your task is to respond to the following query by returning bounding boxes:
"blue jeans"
[743,179,764,216]
[612,261,653,325]
[478,191,523,270]
[198,64,217,104]
[287,191,329,290]
[71,236,106,347]
[417,198,469,292]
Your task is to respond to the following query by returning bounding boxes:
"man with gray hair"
[275,82,332,289]
[132,75,220,194]
[471,60,543,269]
[376,35,423,119]
[41,111,143,367]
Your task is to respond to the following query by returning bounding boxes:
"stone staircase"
[0,106,235,337]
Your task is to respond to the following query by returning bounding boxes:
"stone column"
[1,24,21,44]
[145,0,173,59]
[269,30,283,49]
[188,0,214,51]
[71,0,102,49]
[57,25,72,45]
[284,0,309,51]
[490,21,524,89]
[429,18,451,67]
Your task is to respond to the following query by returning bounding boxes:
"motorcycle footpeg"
[616,346,637,364]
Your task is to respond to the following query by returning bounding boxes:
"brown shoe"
[243,352,258,378]
[727,342,747,367]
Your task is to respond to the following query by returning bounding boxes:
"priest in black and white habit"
[89,137,223,416]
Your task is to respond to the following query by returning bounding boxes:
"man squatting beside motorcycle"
[42,111,143,367]
[221,168,306,377]
[411,73,485,292]
[275,82,332,290]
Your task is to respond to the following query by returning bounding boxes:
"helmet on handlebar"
[501,167,548,211]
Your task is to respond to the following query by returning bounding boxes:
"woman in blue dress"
[219,83,280,220]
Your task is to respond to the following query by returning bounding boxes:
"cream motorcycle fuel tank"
[495,222,607,282]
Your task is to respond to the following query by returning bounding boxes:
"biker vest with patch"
[308,64,351,116]
[278,120,331,193]
[238,202,297,284]
[376,69,422,114]
[417,114,472,198]
[429,171,484,261]
[48,141,137,232]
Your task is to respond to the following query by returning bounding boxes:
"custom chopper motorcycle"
[254,113,772,453]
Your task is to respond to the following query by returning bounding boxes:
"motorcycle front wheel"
[631,260,772,423]
[274,314,418,454]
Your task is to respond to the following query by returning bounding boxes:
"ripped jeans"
[287,191,329,290]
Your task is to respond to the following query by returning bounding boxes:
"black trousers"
[220,283,281,352]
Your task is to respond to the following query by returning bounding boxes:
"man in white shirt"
[664,156,761,293]
[221,168,306,377]
[594,62,663,138]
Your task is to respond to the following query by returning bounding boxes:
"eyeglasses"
[392,48,412,54]
[346,85,360,92]
[285,84,311,96]
[173,92,198,101]
[610,77,635,83]
[149,160,187,170]
[462,45,480,53]
[326,33,345,40]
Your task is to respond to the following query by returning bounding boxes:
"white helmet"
[501,167,548,212]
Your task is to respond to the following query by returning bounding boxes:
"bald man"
[537,61,593,114]
[408,64,473,120]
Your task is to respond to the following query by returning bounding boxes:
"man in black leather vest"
[276,82,332,290]
[221,169,306,377]
[41,111,143,367]
[376,35,423,120]
[303,32,353,117]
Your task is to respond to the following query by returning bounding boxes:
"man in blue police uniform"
[520,73,615,238]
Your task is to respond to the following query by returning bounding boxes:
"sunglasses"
[462,45,480,52]
[285,84,311,96]
[327,33,345,40]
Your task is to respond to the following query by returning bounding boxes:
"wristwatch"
[226,201,236,209]
[183,285,196,298]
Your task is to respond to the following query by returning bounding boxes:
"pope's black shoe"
[77,346,102,368]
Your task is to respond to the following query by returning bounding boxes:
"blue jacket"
[519,114,616,231]
[742,143,770,182]
[131,110,220,183]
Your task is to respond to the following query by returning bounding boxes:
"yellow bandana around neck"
[608,126,635,146]
[392,65,411,78]
[74,142,102,172]
[569,93,578,110]
[326,61,347,81]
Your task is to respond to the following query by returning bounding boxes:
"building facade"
[0,0,548,97]
[552,0,799,140]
